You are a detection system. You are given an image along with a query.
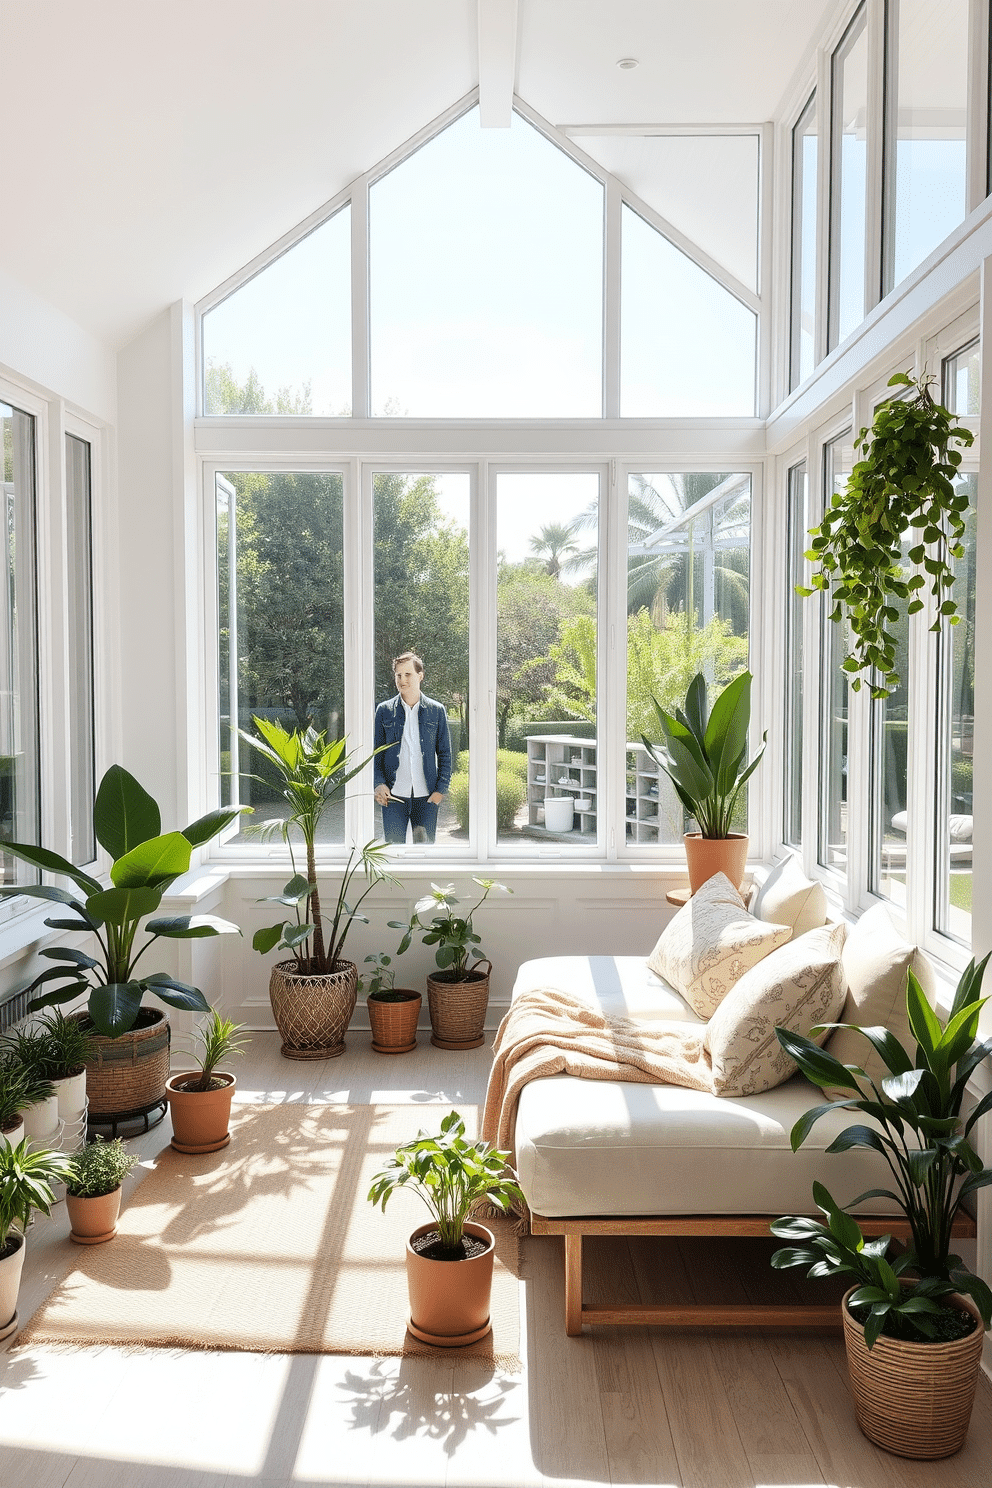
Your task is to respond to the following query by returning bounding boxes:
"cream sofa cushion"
[751,852,829,938]
[648,872,792,1019]
[705,921,847,1097]
[824,904,936,1098]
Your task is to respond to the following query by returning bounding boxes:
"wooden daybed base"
[530,1211,978,1336]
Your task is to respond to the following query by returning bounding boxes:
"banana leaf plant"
[0,765,246,1038]
[641,669,766,838]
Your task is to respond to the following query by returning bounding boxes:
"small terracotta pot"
[166,1072,236,1153]
[405,1220,495,1347]
[0,1232,26,1342]
[683,832,749,894]
[368,991,422,1054]
[66,1186,122,1245]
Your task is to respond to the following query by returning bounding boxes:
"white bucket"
[22,1094,60,1146]
[543,796,574,833]
[53,1070,87,1124]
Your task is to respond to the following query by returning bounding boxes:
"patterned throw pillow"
[648,872,792,1019]
[705,921,848,1097]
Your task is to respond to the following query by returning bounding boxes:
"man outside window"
[373,652,452,844]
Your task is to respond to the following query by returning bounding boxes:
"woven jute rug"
[17,1103,522,1369]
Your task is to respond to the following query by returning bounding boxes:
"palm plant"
[187,1009,250,1092]
[528,520,593,580]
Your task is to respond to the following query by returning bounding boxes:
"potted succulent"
[367,1109,523,1347]
[642,669,765,893]
[64,1136,140,1245]
[390,879,510,1050]
[771,955,992,1459]
[0,1137,71,1340]
[166,1007,250,1153]
[242,717,398,1060]
[359,952,422,1055]
[0,765,245,1122]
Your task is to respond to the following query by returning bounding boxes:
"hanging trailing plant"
[799,371,973,699]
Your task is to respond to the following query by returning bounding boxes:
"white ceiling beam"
[478,0,518,128]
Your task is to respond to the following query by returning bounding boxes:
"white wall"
[0,266,116,424]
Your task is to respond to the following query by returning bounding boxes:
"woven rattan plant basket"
[426,962,491,1050]
[268,958,357,1060]
[75,1008,171,1118]
[367,990,422,1054]
[841,1287,985,1459]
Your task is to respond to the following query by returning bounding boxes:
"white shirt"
[392,697,429,798]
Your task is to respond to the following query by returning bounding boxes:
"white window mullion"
[967,0,991,213]
[351,178,370,420]
[347,459,373,848]
[865,0,887,317]
[603,179,622,420]
[604,459,625,861]
[476,459,497,862]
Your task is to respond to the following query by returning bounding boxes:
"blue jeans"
[381,794,440,844]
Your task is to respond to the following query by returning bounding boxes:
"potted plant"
[359,952,422,1055]
[8,1010,93,1124]
[390,878,510,1050]
[0,1137,71,1340]
[0,1038,58,1146]
[64,1136,140,1245]
[367,1109,523,1347]
[166,1008,250,1153]
[641,669,765,892]
[800,371,974,699]
[0,765,245,1123]
[242,717,398,1060]
[770,955,992,1459]
[0,1058,41,1149]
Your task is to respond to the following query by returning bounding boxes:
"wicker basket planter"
[427,962,492,1050]
[268,959,358,1060]
[368,990,422,1054]
[74,1008,171,1120]
[841,1287,986,1459]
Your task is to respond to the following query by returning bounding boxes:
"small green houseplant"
[241,717,398,1058]
[65,1136,140,1245]
[0,1138,72,1339]
[641,669,765,891]
[359,952,422,1055]
[0,764,245,1038]
[800,370,974,699]
[0,1047,56,1142]
[166,1008,251,1153]
[771,956,992,1457]
[368,1109,523,1347]
[391,879,510,1049]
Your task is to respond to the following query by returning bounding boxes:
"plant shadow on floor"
[337,1357,523,1456]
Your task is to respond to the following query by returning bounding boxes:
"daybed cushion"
[750,852,829,938]
[647,871,792,1019]
[511,954,705,1026]
[514,1072,900,1218]
[704,921,847,1096]
[825,903,936,1097]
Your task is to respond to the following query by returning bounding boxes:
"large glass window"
[217,471,345,842]
[203,207,352,416]
[373,473,470,847]
[784,462,807,846]
[791,94,819,389]
[0,401,40,887]
[830,5,869,350]
[495,474,600,849]
[369,108,604,417]
[886,0,968,291]
[819,434,854,873]
[621,206,756,416]
[66,434,96,865]
[627,473,751,845]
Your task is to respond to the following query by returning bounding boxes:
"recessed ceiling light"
[617,58,639,70]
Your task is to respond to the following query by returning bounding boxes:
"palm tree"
[626,473,750,635]
[528,520,592,580]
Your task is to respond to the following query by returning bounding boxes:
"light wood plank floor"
[2,1031,990,1488]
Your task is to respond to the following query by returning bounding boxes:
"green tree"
[495,564,593,746]
[528,520,593,579]
[205,360,312,415]
[626,609,748,740]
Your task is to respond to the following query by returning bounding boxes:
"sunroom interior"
[2,0,992,1483]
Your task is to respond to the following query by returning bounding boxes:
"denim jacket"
[373,693,452,797]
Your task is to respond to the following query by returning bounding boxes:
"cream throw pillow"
[648,871,792,1020]
[706,921,848,1097]
[751,852,828,938]
[824,904,936,1098]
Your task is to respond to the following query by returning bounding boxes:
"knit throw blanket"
[481,986,714,1159]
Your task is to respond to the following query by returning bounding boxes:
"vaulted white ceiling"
[0,0,836,348]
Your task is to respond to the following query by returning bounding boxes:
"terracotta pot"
[405,1220,495,1347]
[75,1008,171,1120]
[0,1232,26,1342]
[66,1185,123,1245]
[268,959,358,1060]
[367,991,422,1054]
[426,962,492,1050]
[166,1072,236,1153]
[683,832,749,894]
[841,1287,985,1459]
